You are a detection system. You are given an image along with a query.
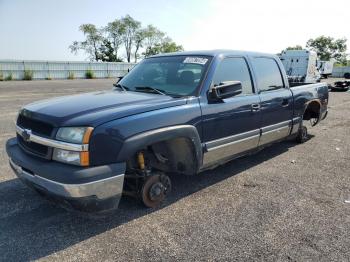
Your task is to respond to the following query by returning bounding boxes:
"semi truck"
[279,50,321,83]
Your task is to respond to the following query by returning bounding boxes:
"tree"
[143,25,165,51]
[133,29,147,63]
[143,37,183,57]
[71,15,184,62]
[98,39,123,62]
[105,19,124,61]
[120,15,141,62]
[286,45,303,50]
[306,36,347,63]
[69,24,104,61]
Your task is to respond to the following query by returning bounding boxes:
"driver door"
[200,57,261,167]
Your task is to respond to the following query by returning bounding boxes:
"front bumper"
[6,138,126,212]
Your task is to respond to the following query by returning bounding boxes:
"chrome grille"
[16,114,54,159]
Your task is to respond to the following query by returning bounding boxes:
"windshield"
[118,55,212,96]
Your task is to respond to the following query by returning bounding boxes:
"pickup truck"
[6,50,329,212]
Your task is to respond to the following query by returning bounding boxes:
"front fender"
[116,125,203,172]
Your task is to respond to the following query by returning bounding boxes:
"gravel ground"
[0,78,349,261]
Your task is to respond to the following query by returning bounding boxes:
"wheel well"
[128,137,198,176]
[303,101,320,125]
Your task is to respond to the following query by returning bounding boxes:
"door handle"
[281,99,289,107]
[251,103,260,111]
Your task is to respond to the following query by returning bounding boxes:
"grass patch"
[68,72,75,80]
[23,70,33,80]
[5,72,13,81]
[85,69,95,79]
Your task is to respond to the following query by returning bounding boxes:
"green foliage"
[23,70,33,80]
[306,36,347,63]
[143,37,184,57]
[69,24,104,61]
[334,60,350,67]
[105,19,125,60]
[46,76,52,80]
[5,72,13,81]
[120,15,142,62]
[98,39,121,62]
[68,72,75,79]
[286,45,303,50]
[71,15,183,62]
[0,68,3,81]
[85,69,95,79]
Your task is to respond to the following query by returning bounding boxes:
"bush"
[5,72,13,81]
[68,72,75,80]
[23,70,33,80]
[85,69,95,79]
[0,70,3,81]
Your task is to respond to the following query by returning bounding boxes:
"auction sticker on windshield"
[183,57,208,65]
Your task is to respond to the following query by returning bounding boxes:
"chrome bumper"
[9,158,124,200]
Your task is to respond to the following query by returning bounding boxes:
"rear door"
[250,57,293,146]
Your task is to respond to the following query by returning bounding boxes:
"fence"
[332,66,350,78]
[0,60,136,80]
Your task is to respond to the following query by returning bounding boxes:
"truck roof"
[150,49,277,58]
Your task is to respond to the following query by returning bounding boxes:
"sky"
[0,0,349,61]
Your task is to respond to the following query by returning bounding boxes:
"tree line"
[70,15,184,63]
[283,36,348,65]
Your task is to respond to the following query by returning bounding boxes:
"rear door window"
[251,57,284,92]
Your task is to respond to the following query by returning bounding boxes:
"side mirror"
[113,76,123,87]
[209,81,242,100]
[116,76,123,83]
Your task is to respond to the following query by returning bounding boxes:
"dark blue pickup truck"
[6,50,328,212]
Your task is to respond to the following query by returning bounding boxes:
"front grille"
[17,134,49,157]
[17,114,54,137]
[16,113,54,159]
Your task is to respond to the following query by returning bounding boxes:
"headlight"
[54,127,93,166]
[56,127,93,144]
[53,149,89,166]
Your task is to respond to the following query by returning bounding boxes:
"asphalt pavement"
[0,78,349,261]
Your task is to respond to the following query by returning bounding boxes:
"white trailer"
[279,50,321,83]
[317,59,336,78]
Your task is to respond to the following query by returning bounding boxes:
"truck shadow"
[0,140,303,261]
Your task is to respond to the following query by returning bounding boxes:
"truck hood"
[21,90,188,127]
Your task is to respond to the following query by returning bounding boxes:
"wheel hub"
[140,173,172,208]
[149,182,165,201]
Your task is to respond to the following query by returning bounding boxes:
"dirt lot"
[0,79,349,261]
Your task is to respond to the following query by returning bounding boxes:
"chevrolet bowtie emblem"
[22,129,32,142]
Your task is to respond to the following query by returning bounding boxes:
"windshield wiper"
[113,83,129,91]
[134,86,166,95]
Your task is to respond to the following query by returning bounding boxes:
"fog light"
[53,149,89,166]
